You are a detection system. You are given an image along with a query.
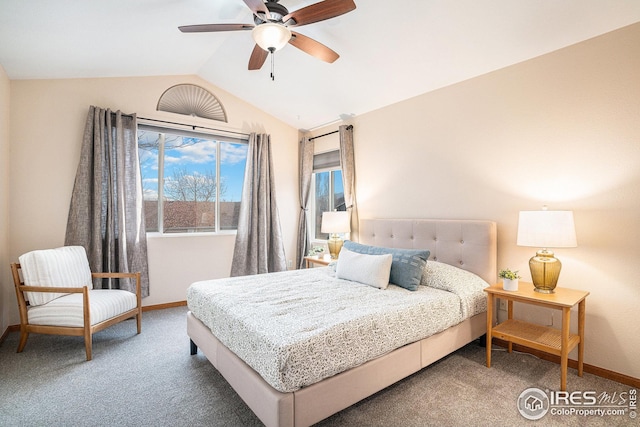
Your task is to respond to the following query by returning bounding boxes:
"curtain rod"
[308,125,352,141]
[138,117,250,137]
[309,130,337,141]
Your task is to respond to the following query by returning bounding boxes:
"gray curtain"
[65,106,149,296]
[296,136,314,269]
[231,133,287,276]
[339,125,358,240]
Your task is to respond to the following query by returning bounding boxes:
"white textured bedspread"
[187,267,485,392]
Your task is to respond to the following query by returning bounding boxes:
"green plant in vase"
[308,246,325,257]
[499,268,521,291]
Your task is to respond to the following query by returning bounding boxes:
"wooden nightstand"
[484,282,589,391]
[303,256,333,268]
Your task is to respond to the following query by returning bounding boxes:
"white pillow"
[19,246,93,306]
[336,248,393,289]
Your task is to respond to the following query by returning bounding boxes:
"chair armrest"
[19,285,86,294]
[91,272,139,279]
[92,272,142,306]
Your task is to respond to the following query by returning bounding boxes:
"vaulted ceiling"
[1,0,639,130]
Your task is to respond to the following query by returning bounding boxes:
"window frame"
[137,124,248,235]
[310,167,344,241]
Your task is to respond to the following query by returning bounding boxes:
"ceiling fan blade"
[179,23,253,33]
[283,0,356,27]
[248,44,269,70]
[289,31,339,63]
[243,0,269,17]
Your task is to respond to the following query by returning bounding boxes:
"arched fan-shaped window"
[156,84,227,122]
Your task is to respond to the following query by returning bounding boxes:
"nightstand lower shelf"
[492,319,580,356]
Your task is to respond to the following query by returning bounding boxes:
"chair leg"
[136,312,142,334]
[84,331,92,361]
[17,330,29,353]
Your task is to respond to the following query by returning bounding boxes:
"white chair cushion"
[19,246,92,306]
[27,289,137,327]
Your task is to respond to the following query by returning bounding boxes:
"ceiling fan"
[179,0,356,76]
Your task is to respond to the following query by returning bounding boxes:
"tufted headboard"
[358,218,497,284]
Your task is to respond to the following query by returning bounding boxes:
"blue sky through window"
[138,131,248,202]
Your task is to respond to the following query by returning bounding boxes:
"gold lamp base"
[327,234,344,259]
[529,249,562,293]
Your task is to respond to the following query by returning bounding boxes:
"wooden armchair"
[11,246,142,361]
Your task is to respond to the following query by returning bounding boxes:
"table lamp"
[517,207,577,293]
[321,211,351,259]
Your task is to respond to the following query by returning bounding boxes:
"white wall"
[308,23,640,380]
[0,65,10,334]
[5,75,299,316]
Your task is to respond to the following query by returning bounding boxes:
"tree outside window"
[138,128,247,233]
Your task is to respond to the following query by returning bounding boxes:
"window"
[137,126,248,233]
[311,149,345,240]
[314,170,345,239]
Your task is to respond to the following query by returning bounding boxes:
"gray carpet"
[0,307,635,426]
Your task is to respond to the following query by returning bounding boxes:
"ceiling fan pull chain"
[270,53,275,81]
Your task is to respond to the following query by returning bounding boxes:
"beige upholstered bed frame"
[187,218,497,427]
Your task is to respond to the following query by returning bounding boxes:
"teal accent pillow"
[342,241,430,291]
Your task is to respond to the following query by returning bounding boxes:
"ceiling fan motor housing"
[254,1,290,25]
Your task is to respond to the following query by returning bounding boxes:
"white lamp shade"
[517,210,577,248]
[252,23,291,52]
[321,211,351,234]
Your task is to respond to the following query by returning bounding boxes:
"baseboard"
[0,324,20,346]
[142,300,187,312]
[492,339,640,388]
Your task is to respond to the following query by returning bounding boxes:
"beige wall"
[3,23,639,381]
[5,75,299,318]
[310,23,640,379]
[0,65,10,334]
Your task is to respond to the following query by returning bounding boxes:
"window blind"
[313,149,340,172]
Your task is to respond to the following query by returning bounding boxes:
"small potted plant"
[308,246,325,257]
[499,268,521,291]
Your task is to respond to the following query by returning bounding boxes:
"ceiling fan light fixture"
[252,22,291,52]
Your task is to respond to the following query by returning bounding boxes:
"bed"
[187,218,497,427]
